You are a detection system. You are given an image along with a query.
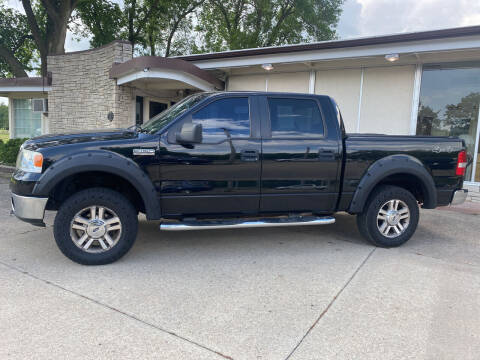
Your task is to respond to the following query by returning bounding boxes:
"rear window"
[268,98,324,138]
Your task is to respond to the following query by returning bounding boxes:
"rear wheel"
[53,188,138,265]
[356,185,419,247]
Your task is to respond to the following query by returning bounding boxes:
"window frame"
[167,94,254,144]
[12,98,43,139]
[264,95,328,140]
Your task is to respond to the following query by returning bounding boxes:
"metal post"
[309,70,316,94]
[470,104,480,183]
[410,63,423,135]
[356,68,364,133]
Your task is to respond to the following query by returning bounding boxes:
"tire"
[356,185,419,247]
[53,188,138,265]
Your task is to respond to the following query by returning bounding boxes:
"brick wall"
[46,41,134,133]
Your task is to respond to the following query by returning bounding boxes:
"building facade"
[0,26,479,184]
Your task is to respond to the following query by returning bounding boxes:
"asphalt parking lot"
[1,173,479,360]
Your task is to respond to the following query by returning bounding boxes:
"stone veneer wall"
[46,40,134,133]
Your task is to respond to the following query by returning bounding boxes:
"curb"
[0,164,14,174]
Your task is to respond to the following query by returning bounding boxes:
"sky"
[338,0,480,39]
[1,0,479,105]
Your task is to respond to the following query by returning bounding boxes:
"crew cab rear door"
[259,95,342,213]
[158,94,262,216]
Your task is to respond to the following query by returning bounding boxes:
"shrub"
[0,138,28,166]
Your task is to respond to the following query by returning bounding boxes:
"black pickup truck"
[11,92,468,265]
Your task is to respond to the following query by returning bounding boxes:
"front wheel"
[53,188,138,265]
[356,185,419,247]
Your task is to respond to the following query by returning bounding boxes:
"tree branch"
[266,1,295,46]
[165,0,205,57]
[21,0,46,55]
[133,1,162,39]
[213,1,232,33]
[0,43,29,77]
[40,0,61,24]
[12,34,34,53]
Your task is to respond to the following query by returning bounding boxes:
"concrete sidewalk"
[1,176,479,360]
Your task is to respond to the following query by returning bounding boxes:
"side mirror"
[176,122,202,144]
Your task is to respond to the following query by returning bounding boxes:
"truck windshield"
[141,93,210,134]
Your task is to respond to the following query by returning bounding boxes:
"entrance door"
[150,101,168,119]
[135,96,144,125]
[159,95,262,216]
[260,95,342,213]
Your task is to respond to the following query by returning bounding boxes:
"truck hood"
[23,129,138,150]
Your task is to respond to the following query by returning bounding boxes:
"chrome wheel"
[70,206,122,253]
[376,199,410,238]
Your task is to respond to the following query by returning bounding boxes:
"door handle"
[318,149,335,160]
[240,149,259,162]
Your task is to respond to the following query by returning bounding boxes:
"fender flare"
[32,150,161,220]
[348,154,437,213]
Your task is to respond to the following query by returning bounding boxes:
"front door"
[150,101,168,119]
[260,95,342,214]
[158,95,262,216]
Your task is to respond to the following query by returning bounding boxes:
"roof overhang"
[0,77,51,96]
[110,56,224,92]
[175,25,480,70]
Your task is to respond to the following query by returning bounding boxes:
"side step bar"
[160,215,335,231]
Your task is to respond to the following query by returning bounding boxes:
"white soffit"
[0,86,51,93]
[117,69,216,92]
[191,36,480,70]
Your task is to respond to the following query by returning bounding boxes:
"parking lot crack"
[284,247,376,360]
[0,260,234,360]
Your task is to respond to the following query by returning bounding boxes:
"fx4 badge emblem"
[133,148,155,156]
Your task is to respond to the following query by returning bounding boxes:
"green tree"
[194,0,343,53]
[76,0,164,51]
[142,0,205,57]
[0,0,87,77]
[73,0,123,48]
[0,3,36,77]
[21,0,85,76]
[444,92,480,135]
[76,0,203,57]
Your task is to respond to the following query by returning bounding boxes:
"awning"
[0,77,51,96]
[109,56,224,92]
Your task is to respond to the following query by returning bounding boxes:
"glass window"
[142,92,210,134]
[135,96,143,125]
[416,62,480,181]
[268,98,324,138]
[13,99,42,138]
[192,97,250,141]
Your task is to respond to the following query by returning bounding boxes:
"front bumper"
[451,189,468,206]
[11,193,48,227]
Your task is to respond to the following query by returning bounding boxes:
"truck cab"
[155,92,342,217]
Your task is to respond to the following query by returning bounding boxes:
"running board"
[160,215,335,231]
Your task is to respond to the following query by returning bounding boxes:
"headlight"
[16,148,43,173]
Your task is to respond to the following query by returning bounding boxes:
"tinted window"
[142,92,210,133]
[268,98,324,138]
[416,63,480,181]
[192,97,250,141]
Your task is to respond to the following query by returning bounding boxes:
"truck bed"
[339,134,465,210]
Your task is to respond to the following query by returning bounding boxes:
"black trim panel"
[348,154,437,213]
[32,151,161,220]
